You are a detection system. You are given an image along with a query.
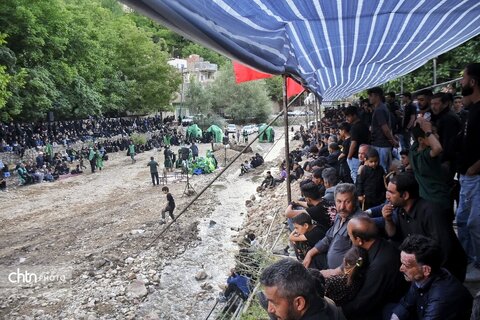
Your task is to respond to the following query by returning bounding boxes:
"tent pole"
[283,75,292,204]
[314,96,319,143]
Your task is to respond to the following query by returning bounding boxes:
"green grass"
[240,300,271,320]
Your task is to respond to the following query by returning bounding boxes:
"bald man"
[341,215,408,320]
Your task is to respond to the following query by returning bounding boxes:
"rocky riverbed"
[0,127,296,319]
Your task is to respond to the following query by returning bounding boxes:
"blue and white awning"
[121,0,480,100]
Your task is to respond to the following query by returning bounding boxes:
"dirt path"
[0,128,287,319]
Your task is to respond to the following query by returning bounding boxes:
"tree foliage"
[0,0,181,121]
[184,62,272,123]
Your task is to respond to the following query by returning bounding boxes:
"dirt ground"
[0,130,287,320]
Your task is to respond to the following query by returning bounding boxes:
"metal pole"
[314,96,319,143]
[400,77,404,94]
[433,57,437,86]
[283,75,292,204]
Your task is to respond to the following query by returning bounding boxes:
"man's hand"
[382,203,394,221]
[390,138,399,148]
[302,252,312,268]
[466,166,477,176]
[416,116,432,133]
[320,268,342,278]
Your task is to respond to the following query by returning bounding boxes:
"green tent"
[187,124,203,139]
[259,125,274,143]
[258,124,268,142]
[206,124,224,143]
[265,126,274,142]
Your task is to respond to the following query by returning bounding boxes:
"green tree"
[185,76,212,115]
[210,62,271,123]
[382,35,480,93]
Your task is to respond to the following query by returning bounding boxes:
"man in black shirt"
[160,186,175,224]
[430,92,462,172]
[456,62,480,282]
[368,87,398,173]
[399,92,416,151]
[342,215,408,320]
[453,95,468,126]
[344,106,370,183]
[382,172,467,281]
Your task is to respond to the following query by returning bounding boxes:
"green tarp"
[206,124,224,143]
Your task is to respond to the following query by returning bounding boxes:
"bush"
[131,133,147,145]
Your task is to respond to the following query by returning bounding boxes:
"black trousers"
[225,283,247,301]
[162,206,175,219]
[151,172,159,185]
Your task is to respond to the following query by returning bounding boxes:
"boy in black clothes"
[160,186,175,224]
[357,148,386,210]
[289,212,327,269]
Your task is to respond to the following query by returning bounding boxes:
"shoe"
[159,219,166,225]
[465,265,480,282]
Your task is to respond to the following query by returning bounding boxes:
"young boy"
[161,186,175,224]
[289,212,326,268]
[260,171,274,189]
[357,148,386,210]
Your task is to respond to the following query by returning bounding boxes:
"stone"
[125,257,135,264]
[144,311,160,320]
[209,220,217,227]
[127,280,148,299]
[250,194,256,201]
[130,229,145,235]
[195,269,208,281]
[200,282,213,290]
[93,258,107,269]
[245,200,253,207]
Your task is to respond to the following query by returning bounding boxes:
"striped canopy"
[121,0,480,100]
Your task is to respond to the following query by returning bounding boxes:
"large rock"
[195,269,208,281]
[127,280,148,299]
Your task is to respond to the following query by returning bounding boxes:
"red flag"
[287,77,304,98]
[233,61,272,83]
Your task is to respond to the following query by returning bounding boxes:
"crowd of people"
[0,114,228,190]
[256,62,479,320]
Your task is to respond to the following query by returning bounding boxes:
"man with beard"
[259,259,345,320]
[415,89,433,121]
[456,62,480,282]
[389,235,472,320]
[303,183,362,270]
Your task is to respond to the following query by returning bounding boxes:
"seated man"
[382,172,467,281]
[303,183,361,270]
[390,235,472,320]
[322,167,338,205]
[259,258,345,320]
[342,215,408,320]
[219,268,250,302]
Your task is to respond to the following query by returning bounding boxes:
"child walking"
[160,186,175,224]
